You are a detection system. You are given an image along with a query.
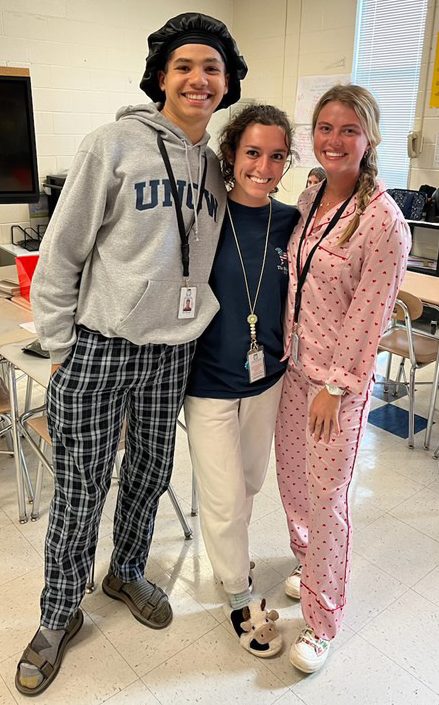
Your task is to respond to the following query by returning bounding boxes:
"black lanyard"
[157,133,207,278]
[294,180,356,323]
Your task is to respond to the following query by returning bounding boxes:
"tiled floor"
[1,354,439,705]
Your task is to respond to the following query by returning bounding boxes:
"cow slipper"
[228,598,282,658]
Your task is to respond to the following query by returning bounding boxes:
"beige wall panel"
[411,142,435,172]
[300,2,324,33]
[322,0,357,31]
[285,0,303,36]
[233,0,288,39]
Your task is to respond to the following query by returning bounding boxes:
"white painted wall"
[0,0,233,247]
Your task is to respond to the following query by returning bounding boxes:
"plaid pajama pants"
[41,326,195,629]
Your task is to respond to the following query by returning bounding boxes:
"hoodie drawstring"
[183,140,204,241]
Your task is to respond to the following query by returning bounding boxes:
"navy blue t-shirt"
[187,198,299,398]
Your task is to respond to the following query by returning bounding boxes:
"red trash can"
[15,255,39,301]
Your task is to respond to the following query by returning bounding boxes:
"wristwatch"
[325,383,346,396]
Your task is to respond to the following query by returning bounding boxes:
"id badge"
[291,331,300,366]
[178,286,197,319]
[247,346,266,383]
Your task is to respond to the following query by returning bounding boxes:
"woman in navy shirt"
[185,104,298,658]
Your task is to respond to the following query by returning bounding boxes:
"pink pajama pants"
[275,364,371,640]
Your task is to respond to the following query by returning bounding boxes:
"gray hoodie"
[31,103,227,363]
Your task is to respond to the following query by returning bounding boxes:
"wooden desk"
[0,341,50,388]
[0,299,35,345]
[401,270,439,307]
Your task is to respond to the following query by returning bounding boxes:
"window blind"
[353,0,428,188]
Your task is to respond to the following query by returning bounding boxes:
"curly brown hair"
[218,103,294,187]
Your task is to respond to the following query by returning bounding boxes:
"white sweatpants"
[184,378,283,595]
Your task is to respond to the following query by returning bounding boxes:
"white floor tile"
[359,424,400,451]
[0,674,17,705]
[359,590,439,695]
[351,463,424,511]
[372,445,439,486]
[271,692,310,705]
[0,524,41,585]
[344,553,408,632]
[249,510,293,563]
[142,623,288,705]
[101,680,160,705]
[251,490,283,523]
[90,580,219,677]
[348,491,385,530]
[413,566,439,607]
[0,569,42,661]
[0,507,13,529]
[354,513,439,586]
[390,486,439,541]
[0,613,138,705]
[426,478,439,494]
[291,634,439,705]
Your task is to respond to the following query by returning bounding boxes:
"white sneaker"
[289,626,330,673]
[284,563,302,599]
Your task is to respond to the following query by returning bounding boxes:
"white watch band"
[325,383,345,396]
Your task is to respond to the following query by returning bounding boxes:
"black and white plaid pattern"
[41,326,195,629]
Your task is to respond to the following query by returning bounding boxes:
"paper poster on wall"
[294,74,351,125]
[294,125,320,168]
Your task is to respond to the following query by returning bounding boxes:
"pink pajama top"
[283,181,411,397]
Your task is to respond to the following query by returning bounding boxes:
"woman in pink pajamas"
[275,84,411,673]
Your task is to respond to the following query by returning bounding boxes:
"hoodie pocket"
[116,279,219,344]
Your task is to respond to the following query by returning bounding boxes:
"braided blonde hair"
[311,84,381,245]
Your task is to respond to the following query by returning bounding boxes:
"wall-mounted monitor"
[0,67,39,204]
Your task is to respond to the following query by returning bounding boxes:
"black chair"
[387,189,427,220]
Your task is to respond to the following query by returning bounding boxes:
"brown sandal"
[15,609,84,697]
[102,573,172,629]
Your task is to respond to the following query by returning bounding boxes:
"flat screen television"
[0,67,39,204]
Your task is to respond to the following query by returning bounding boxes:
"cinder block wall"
[0,0,233,244]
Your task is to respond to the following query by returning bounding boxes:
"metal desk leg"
[424,350,439,450]
[176,417,198,516]
[167,483,193,540]
[191,471,198,516]
[7,361,28,523]
[24,376,34,413]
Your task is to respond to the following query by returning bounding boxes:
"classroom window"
[353,0,428,188]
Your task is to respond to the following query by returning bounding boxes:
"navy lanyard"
[157,133,207,278]
[294,180,356,324]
